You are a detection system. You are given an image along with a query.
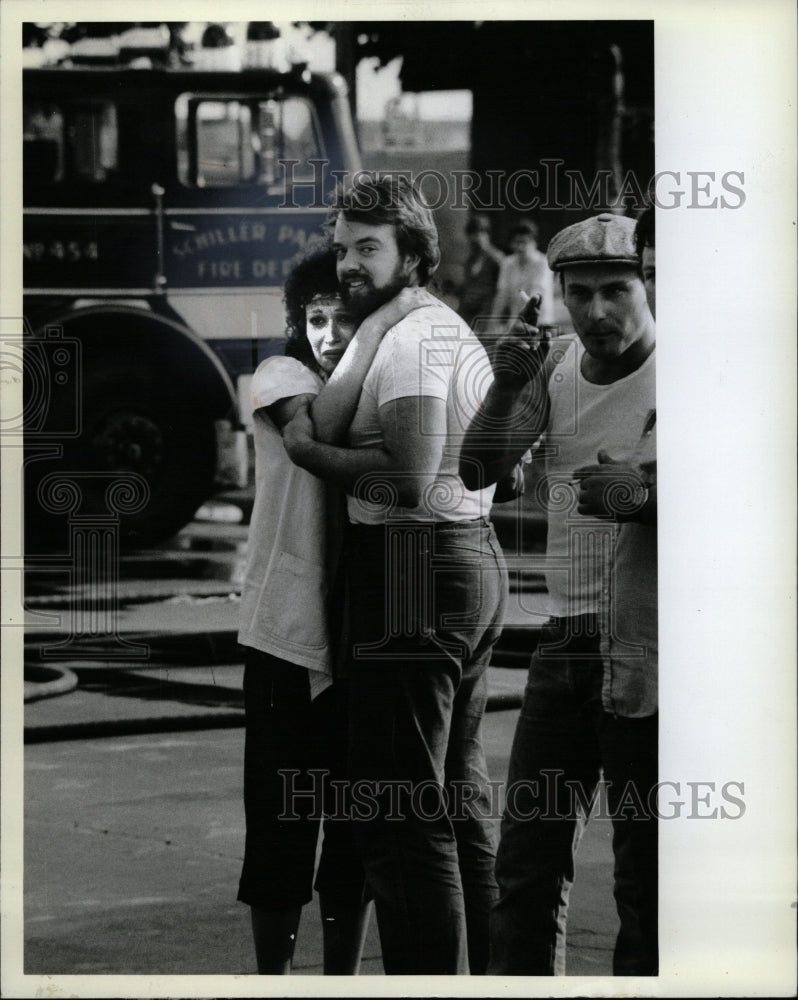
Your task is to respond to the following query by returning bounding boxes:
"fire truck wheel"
[25,364,217,551]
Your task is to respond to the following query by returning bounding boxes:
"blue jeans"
[489,616,658,976]
[345,517,508,975]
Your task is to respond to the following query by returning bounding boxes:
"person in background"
[282,173,508,975]
[636,203,656,317]
[456,213,504,336]
[236,243,429,974]
[491,219,554,330]
[573,205,657,841]
[460,212,658,976]
[569,203,658,972]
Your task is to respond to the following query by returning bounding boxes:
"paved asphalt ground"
[22,710,618,979]
[16,496,620,983]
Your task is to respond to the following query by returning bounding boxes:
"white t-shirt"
[346,301,496,524]
[542,338,656,617]
[238,355,335,693]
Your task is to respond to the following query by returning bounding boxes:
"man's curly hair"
[283,243,341,374]
[326,171,440,285]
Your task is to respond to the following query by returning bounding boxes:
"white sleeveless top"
[542,338,656,617]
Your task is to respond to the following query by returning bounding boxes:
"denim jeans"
[489,616,658,976]
[345,517,508,975]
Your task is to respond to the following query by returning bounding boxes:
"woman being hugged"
[236,242,430,974]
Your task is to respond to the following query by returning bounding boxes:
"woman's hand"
[358,286,438,338]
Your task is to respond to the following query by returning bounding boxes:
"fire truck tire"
[25,363,217,551]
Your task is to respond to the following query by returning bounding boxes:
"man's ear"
[402,253,421,281]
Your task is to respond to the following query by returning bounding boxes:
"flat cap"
[546,213,639,271]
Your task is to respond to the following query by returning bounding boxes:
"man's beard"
[340,267,411,323]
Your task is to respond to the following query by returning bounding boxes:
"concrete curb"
[24,675,527,746]
[24,625,538,664]
[24,629,243,664]
[24,711,247,744]
[24,624,537,743]
[24,689,524,744]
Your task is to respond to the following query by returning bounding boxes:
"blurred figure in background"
[456,213,504,336]
[491,219,554,328]
[635,203,656,318]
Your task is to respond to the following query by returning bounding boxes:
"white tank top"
[542,338,656,617]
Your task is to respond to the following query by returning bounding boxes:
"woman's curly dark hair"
[283,242,341,374]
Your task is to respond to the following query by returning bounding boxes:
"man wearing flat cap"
[460,212,657,976]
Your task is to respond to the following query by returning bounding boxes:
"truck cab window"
[23,102,64,183]
[176,94,322,190]
[24,100,118,185]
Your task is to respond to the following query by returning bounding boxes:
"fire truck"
[23,30,361,548]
